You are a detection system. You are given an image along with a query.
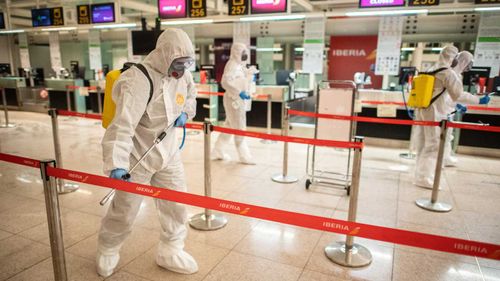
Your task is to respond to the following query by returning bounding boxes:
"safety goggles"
[171,57,195,70]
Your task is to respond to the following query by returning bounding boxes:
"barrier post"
[271,106,298,183]
[416,120,452,212]
[325,137,372,267]
[65,87,72,112]
[0,87,16,128]
[48,109,79,194]
[40,159,68,281]
[261,93,275,144]
[189,121,228,230]
[96,86,103,115]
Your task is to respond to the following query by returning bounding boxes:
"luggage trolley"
[305,80,358,195]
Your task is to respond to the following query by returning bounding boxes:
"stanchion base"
[189,212,228,231]
[271,174,298,184]
[57,182,79,194]
[187,131,200,136]
[399,153,416,160]
[260,139,276,144]
[415,198,452,212]
[0,123,16,128]
[325,242,372,268]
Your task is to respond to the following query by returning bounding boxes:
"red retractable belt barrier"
[288,109,439,127]
[468,105,500,112]
[198,91,225,97]
[185,123,204,130]
[0,153,40,168]
[41,165,499,260]
[449,122,500,133]
[58,110,103,120]
[360,100,500,112]
[213,126,363,149]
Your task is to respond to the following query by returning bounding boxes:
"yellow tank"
[102,69,121,129]
[408,74,435,108]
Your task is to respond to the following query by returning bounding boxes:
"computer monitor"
[463,66,491,86]
[492,76,500,94]
[399,66,416,85]
[276,70,292,86]
[0,63,11,76]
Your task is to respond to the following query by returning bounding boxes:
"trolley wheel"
[305,179,312,190]
[346,185,351,196]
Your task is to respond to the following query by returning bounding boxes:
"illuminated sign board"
[159,0,187,19]
[189,0,207,17]
[229,0,248,15]
[359,0,405,8]
[91,3,115,23]
[251,0,287,14]
[77,5,91,24]
[474,0,500,3]
[408,0,439,6]
[32,7,64,27]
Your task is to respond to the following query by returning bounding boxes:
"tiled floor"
[0,111,499,281]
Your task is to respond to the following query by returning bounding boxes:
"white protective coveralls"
[443,51,476,166]
[97,28,198,277]
[414,46,479,188]
[213,43,255,164]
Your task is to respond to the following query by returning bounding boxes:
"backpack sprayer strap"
[135,64,154,105]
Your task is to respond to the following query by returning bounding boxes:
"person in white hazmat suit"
[443,51,475,167]
[413,46,490,189]
[97,28,198,277]
[213,43,257,164]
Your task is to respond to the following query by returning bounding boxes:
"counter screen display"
[91,3,115,23]
[78,5,91,24]
[32,8,52,27]
[229,0,248,15]
[251,0,287,14]
[0,13,5,29]
[359,0,405,8]
[159,0,187,19]
[189,0,207,17]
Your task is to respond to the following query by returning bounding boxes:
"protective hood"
[453,51,473,74]
[143,28,195,76]
[435,45,459,69]
[229,43,248,64]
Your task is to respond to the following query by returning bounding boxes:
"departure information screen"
[91,3,115,23]
[359,0,405,8]
[159,0,187,19]
[251,0,287,14]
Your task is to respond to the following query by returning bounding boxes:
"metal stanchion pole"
[261,93,276,144]
[96,87,103,115]
[40,159,68,281]
[325,137,372,267]
[48,109,79,194]
[189,121,228,230]
[0,87,16,128]
[400,125,417,159]
[66,87,72,112]
[272,106,298,183]
[416,120,452,212]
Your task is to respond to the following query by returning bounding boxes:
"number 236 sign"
[409,0,439,6]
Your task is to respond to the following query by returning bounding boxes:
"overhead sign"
[251,0,287,14]
[158,0,187,19]
[91,3,115,23]
[359,0,405,8]
[189,0,207,17]
[77,5,91,24]
[229,0,249,15]
[32,7,64,27]
[408,0,439,6]
[475,0,500,3]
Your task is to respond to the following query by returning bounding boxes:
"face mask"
[241,53,248,62]
[451,57,459,68]
[168,57,195,79]
[464,62,473,73]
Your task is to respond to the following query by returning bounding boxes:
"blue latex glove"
[456,104,467,113]
[174,112,188,127]
[110,168,128,181]
[239,91,251,100]
[479,95,490,105]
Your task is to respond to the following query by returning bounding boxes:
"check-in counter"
[247,85,289,129]
[356,89,500,150]
[195,83,219,124]
[45,79,86,112]
[0,77,26,109]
